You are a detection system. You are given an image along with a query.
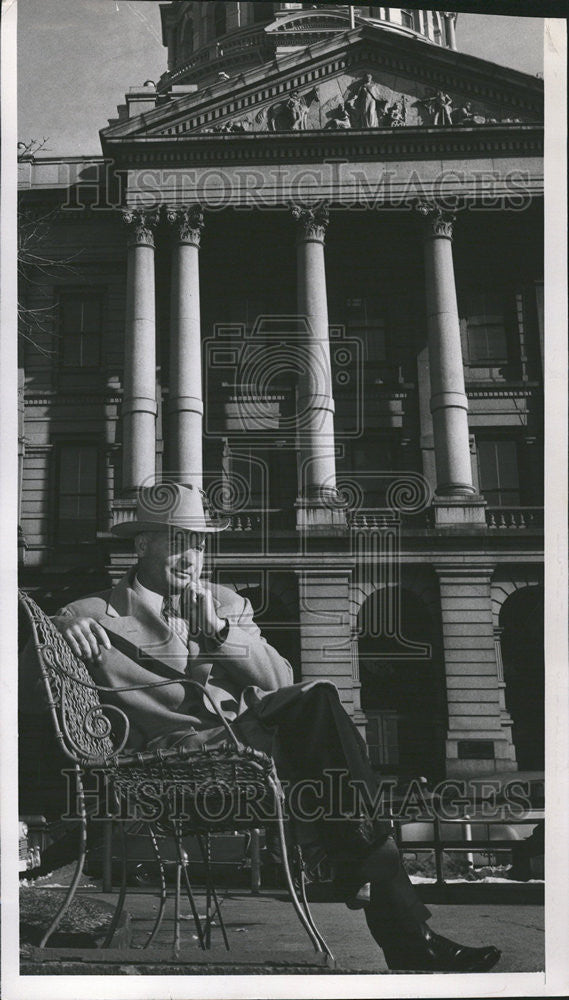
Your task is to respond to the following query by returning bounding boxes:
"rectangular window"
[477,439,520,506]
[366,711,399,767]
[346,297,387,362]
[60,291,103,367]
[57,445,98,542]
[463,289,508,363]
[400,10,414,29]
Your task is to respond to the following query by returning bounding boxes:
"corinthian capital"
[121,207,160,247]
[165,205,205,247]
[122,208,160,247]
[416,202,456,240]
[292,202,330,244]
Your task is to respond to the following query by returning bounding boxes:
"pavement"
[114,890,545,973]
[21,876,544,974]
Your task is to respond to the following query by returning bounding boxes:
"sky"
[16,1,545,157]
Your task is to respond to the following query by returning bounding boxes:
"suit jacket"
[20,571,334,754]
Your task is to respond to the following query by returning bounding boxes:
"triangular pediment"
[101,24,542,150]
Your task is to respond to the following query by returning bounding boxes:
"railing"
[161,27,268,89]
[391,813,542,890]
[222,509,291,533]
[348,511,399,529]
[485,507,543,530]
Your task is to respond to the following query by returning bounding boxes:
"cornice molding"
[110,124,544,172]
[25,393,123,406]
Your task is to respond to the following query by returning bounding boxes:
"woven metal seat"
[18,589,333,959]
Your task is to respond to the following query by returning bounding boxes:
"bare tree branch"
[18,153,84,354]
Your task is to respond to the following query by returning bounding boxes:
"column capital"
[291,202,330,244]
[121,207,160,248]
[416,202,456,240]
[165,205,204,248]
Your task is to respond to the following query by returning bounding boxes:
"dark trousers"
[235,682,430,936]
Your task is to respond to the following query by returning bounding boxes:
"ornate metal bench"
[18,589,333,960]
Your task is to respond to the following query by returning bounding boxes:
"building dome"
[158,3,458,92]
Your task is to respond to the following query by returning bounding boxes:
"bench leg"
[101,801,129,947]
[102,817,113,893]
[269,773,335,962]
[197,834,229,951]
[172,821,205,951]
[39,765,87,948]
[143,824,168,949]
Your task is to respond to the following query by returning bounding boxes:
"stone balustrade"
[485,507,544,529]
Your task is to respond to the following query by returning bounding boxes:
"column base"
[295,492,347,530]
[431,495,487,527]
[110,496,137,522]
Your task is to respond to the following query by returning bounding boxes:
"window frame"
[57,287,105,370]
[365,709,400,768]
[460,285,512,366]
[344,295,389,366]
[476,436,522,507]
[54,441,101,546]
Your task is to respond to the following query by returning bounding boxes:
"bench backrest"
[19,589,128,767]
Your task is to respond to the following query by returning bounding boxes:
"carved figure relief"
[422,90,454,126]
[188,69,536,136]
[347,73,386,129]
[325,102,352,129]
[203,119,251,134]
[286,91,309,130]
[267,88,318,131]
[386,97,407,128]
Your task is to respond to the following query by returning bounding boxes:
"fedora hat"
[111,483,230,538]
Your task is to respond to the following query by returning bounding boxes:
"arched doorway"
[357,589,445,780]
[500,586,544,770]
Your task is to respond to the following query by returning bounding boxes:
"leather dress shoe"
[382,924,501,972]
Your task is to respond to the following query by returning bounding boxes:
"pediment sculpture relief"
[196,72,534,136]
[268,88,319,132]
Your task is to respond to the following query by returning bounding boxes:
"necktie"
[161,595,190,647]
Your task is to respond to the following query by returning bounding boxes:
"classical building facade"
[18,3,544,781]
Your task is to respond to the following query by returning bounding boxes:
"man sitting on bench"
[42,482,501,972]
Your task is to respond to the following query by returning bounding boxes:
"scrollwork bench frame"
[18,589,333,960]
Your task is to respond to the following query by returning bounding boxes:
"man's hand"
[57,617,111,662]
[182,584,226,638]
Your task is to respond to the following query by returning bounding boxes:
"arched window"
[214,2,227,37]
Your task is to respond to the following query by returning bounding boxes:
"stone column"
[418,204,486,525]
[166,206,205,488]
[121,208,159,493]
[436,565,517,776]
[419,204,473,496]
[292,204,342,525]
[443,12,458,50]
